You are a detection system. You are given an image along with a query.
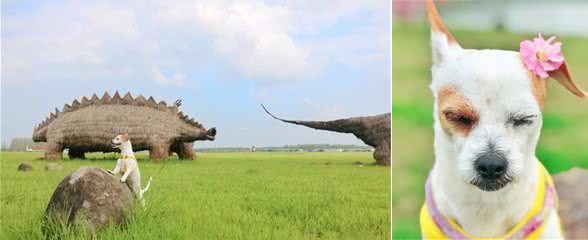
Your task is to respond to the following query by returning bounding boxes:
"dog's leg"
[108,159,122,175]
[120,168,132,182]
[128,172,145,206]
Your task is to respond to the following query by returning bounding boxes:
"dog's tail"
[141,176,153,195]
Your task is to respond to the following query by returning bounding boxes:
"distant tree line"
[3,138,47,151]
[1,138,370,153]
[199,144,372,153]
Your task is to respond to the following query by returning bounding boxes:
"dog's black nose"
[475,153,507,179]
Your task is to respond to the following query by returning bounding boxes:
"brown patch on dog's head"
[121,133,129,141]
[426,0,456,44]
[437,86,479,136]
[528,71,547,109]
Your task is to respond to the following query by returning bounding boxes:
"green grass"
[1,151,390,239]
[392,22,588,239]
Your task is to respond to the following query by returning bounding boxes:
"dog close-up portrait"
[392,0,588,239]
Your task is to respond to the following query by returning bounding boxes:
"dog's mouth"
[469,175,513,192]
[111,141,121,148]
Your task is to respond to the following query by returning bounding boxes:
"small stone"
[17,162,33,172]
[45,163,64,171]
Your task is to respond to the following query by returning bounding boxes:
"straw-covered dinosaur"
[33,91,216,161]
[262,105,390,166]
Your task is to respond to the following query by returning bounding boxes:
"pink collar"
[424,170,556,239]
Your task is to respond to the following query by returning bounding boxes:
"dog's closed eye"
[444,111,475,127]
[509,115,537,127]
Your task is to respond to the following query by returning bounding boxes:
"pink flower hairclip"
[520,33,565,79]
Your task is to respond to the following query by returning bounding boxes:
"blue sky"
[1,0,390,148]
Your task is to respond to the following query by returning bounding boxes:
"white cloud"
[151,67,186,86]
[1,2,142,85]
[154,0,313,80]
[1,0,387,86]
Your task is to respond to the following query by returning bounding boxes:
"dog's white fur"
[108,133,153,206]
[425,1,586,238]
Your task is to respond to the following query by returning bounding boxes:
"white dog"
[108,133,153,206]
[420,0,586,239]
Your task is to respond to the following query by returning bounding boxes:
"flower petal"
[521,33,566,78]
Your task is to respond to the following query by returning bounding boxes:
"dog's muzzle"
[111,141,120,148]
[471,151,512,191]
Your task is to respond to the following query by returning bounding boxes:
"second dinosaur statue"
[262,105,390,166]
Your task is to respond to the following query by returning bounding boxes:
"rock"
[44,167,134,236]
[17,162,33,172]
[554,167,588,239]
[45,163,64,171]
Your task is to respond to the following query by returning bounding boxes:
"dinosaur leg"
[172,142,196,160]
[150,143,170,162]
[373,141,391,166]
[68,148,85,159]
[45,142,63,160]
[178,143,196,160]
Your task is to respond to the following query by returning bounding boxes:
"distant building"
[26,145,47,152]
[317,148,345,153]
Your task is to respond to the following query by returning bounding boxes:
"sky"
[1,0,390,148]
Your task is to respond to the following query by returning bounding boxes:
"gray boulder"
[45,163,64,171]
[554,167,588,239]
[44,167,134,236]
[17,162,33,172]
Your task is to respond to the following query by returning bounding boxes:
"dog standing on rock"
[108,133,153,206]
[420,0,587,239]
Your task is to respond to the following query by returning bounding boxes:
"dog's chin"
[111,143,120,149]
[470,177,512,192]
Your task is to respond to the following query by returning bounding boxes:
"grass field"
[1,151,390,239]
[392,22,588,238]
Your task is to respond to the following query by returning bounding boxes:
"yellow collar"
[121,154,135,160]
[119,154,135,173]
[420,162,559,239]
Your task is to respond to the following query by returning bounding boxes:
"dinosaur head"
[204,127,217,141]
[178,126,217,142]
[32,125,48,142]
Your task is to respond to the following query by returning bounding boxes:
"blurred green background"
[391,22,588,238]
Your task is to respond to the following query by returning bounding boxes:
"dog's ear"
[122,133,129,141]
[550,61,587,98]
[426,0,462,68]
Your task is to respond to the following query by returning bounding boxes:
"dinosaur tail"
[141,176,153,195]
[261,104,356,134]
